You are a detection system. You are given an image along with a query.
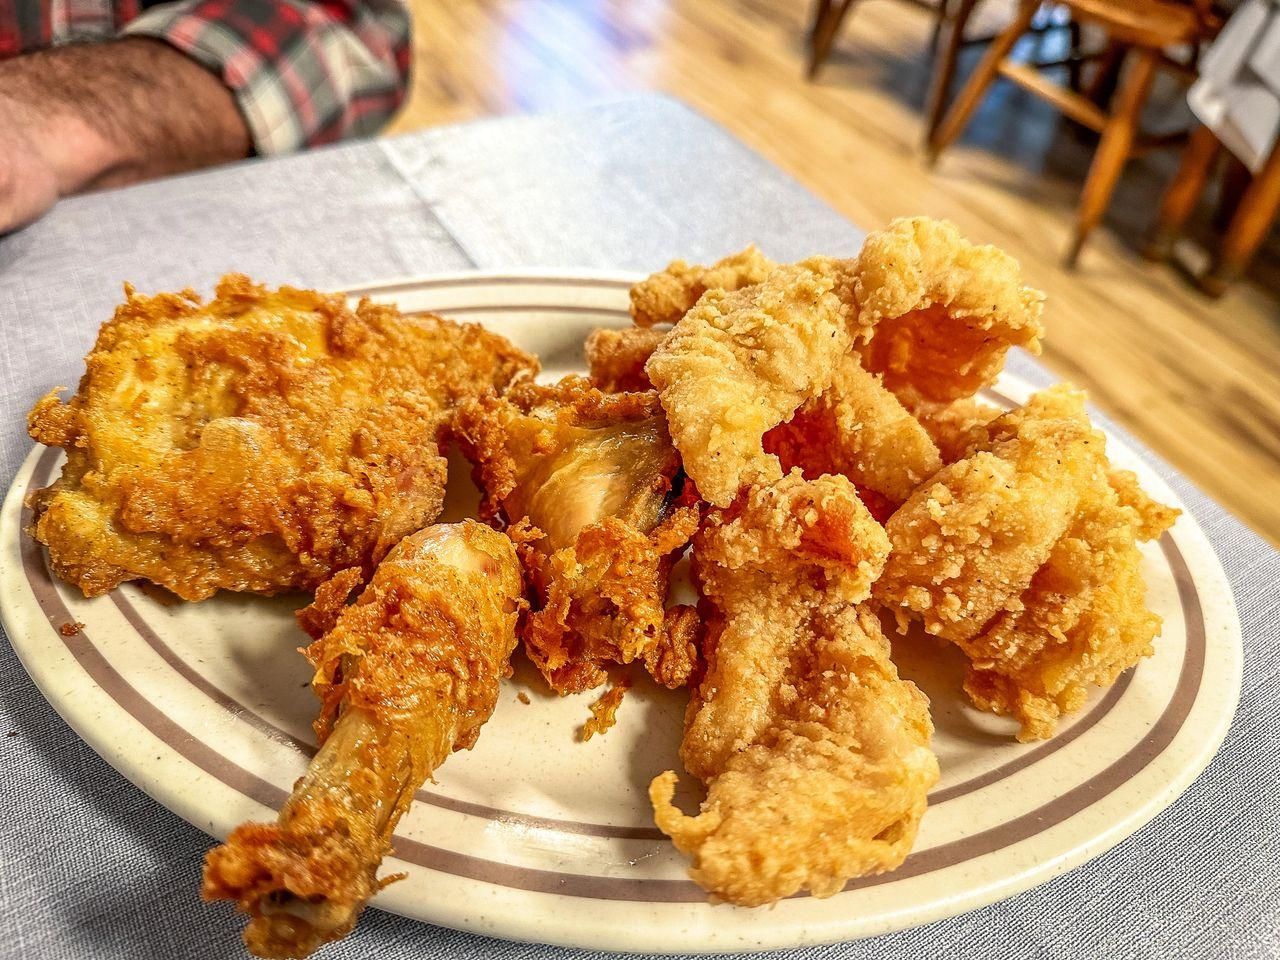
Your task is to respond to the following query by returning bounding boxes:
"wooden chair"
[807,0,1088,144]
[927,0,1223,267]
[1147,123,1280,297]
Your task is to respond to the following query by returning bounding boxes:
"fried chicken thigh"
[876,386,1178,739]
[645,257,865,507]
[26,276,536,599]
[651,472,938,905]
[202,521,524,959]
[454,378,699,700]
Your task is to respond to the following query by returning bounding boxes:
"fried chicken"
[26,275,536,600]
[651,472,938,905]
[454,378,699,700]
[585,326,666,392]
[764,354,942,514]
[202,522,524,959]
[853,217,1045,402]
[896,389,1004,464]
[646,257,866,508]
[876,385,1179,739]
[630,245,777,328]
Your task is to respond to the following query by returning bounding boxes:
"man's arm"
[0,39,252,232]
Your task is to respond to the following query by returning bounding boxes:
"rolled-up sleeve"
[121,0,411,154]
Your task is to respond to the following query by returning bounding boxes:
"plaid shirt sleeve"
[120,0,411,154]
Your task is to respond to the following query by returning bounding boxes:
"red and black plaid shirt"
[0,0,411,153]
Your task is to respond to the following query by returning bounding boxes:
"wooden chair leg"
[1146,124,1221,261]
[1066,17,1084,92]
[1215,153,1252,230]
[923,0,978,145]
[1200,141,1280,297]
[1065,47,1159,268]
[808,0,856,79]
[1085,39,1128,109]
[929,0,952,55]
[927,0,1040,165]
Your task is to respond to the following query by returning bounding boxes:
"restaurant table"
[1,95,1277,960]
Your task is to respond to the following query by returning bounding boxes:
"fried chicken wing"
[764,354,942,513]
[646,257,864,508]
[26,275,536,600]
[202,522,523,958]
[630,245,777,328]
[876,385,1179,739]
[454,378,699,701]
[585,326,666,392]
[853,218,1044,402]
[651,472,938,905]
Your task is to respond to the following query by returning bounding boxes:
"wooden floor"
[389,0,1280,545]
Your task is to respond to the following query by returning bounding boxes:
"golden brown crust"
[764,354,942,507]
[27,275,537,600]
[585,326,666,391]
[454,377,700,697]
[203,522,523,958]
[629,245,777,327]
[876,384,1180,739]
[651,473,937,905]
[875,386,1103,643]
[854,218,1044,402]
[646,257,864,508]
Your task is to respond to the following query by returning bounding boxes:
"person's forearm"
[0,38,250,228]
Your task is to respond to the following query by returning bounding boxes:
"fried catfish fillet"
[454,378,699,698]
[202,522,523,959]
[876,386,1179,739]
[764,354,942,516]
[585,326,667,392]
[646,257,865,508]
[26,276,536,600]
[630,245,778,328]
[853,217,1044,402]
[650,472,938,905]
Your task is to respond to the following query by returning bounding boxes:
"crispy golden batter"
[585,326,666,391]
[630,245,777,327]
[876,385,1179,739]
[875,386,1103,643]
[27,275,536,600]
[764,354,942,510]
[202,522,523,958]
[646,257,864,508]
[651,472,938,905]
[854,217,1044,402]
[964,473,1176,740]
[454,378,698,695]
[897,389,1004,464]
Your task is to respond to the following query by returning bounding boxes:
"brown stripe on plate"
[21,437,1207,902]
[344,275,634,298]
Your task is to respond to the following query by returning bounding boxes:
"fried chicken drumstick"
[202,522,523,958]
[651,472,938,905]
[27,275,535,599]
[455,378,699,709]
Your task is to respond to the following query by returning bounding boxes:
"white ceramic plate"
[0,273,1243,953]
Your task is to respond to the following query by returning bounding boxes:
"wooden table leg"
[927,0,1039,164]
[1200,141,1280,297]
[923,0,979,145]
[808,0,856,79]
[1066,46,1158,268]
[1146,123,1221,262]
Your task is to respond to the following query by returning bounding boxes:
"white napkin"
[1188,0,1280,171]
